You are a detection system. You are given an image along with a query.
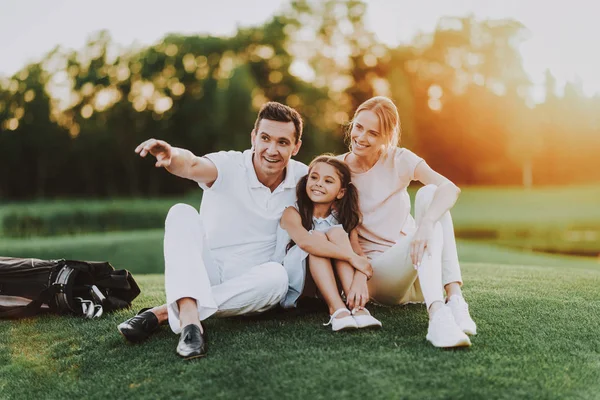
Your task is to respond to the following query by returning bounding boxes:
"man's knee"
[256,262,288,295]
[165,203,198,225]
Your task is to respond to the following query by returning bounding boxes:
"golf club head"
[93,305,103,318]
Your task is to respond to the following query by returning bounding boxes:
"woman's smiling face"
[350,110,386,159]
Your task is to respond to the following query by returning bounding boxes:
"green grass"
[2,243,600,399]
[449,184,600,227]
[0,196,199,238]
[446,184,600,254]
[3,184,598,230]
[2,186,599,398]
[0,230,165,275]
[3,185,599,253]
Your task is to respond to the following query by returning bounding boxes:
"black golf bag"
[0,257,140,319]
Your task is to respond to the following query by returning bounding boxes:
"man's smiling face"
[251,119,301,181]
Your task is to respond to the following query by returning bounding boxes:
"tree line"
[1,0,599,200]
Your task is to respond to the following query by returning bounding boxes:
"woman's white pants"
[164,204,288,334]
[368,185,463,309]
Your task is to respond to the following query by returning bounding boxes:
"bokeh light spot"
[286,94,301,108]
[153,97,173,114]
[255,45,275,59]
[428,98,442,111]
[69,124,80,138]
[7,118,19,130]
[165,44,178,57]
[81,104,93,119]
[269,71,283,84]
[363,54,377,67]
[24,89,36,103]
[428,84,443,99]
[170,82,185,97]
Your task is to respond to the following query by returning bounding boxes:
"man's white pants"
[164,204,288,334]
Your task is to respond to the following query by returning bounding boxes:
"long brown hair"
[294,155,361,242]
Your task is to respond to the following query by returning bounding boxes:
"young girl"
[277,155,382,331]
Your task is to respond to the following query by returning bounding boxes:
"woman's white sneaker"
[324,308,358,331]
[351,308,382,329]
[426,305,471,348]
[447,295,477,335]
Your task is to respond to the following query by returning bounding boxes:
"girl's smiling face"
[306,162,345,204]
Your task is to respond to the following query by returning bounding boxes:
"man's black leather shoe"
[176,324,207,360]
[117,308,160,343]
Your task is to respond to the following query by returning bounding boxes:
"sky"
[2,0,600,99]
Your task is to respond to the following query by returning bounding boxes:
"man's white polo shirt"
[198,149,307,281]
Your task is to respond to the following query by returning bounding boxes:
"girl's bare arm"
[281,208,356,263]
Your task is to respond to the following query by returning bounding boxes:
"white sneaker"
[447,295,477,335]
[352,308,382,329]
[426,305,471,348]
[324,308,358,331]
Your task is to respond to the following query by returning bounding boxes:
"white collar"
[244,149,296,190]
[312,211,338,225]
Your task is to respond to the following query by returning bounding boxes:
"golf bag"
[0,257,140,319]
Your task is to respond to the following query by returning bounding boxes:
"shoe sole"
[181,353,207,361]
[426,335,472,348]
[357,323,382,330]
[332,325,358,332]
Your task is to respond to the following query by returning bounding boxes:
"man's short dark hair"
[254,102,303,143]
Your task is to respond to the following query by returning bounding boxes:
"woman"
[337,96,477,348]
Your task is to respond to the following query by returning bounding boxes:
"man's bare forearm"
[166,147,200,181]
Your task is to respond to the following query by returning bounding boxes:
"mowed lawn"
[1,243,599,400]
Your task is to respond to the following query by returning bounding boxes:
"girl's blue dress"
[272,207,343,308]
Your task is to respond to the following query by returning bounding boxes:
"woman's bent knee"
[415,184,437,205]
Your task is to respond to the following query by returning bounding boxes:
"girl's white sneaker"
[324,308,358,331]
[352,308,382,329]
[426,305,471,348]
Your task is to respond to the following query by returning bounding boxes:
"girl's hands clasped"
[350,255,373,279]
[346,274,369,311]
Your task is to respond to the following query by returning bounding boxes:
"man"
[118,101,372,360]
[118,102,306,359]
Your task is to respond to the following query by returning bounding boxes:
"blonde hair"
[348,96,401,154]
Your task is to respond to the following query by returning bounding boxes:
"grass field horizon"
[2,185,600,266]
[1,185,599,399]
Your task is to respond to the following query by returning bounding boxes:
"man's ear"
[292,139,302,156]
[336,187,346,200]
[250,129,256,149]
